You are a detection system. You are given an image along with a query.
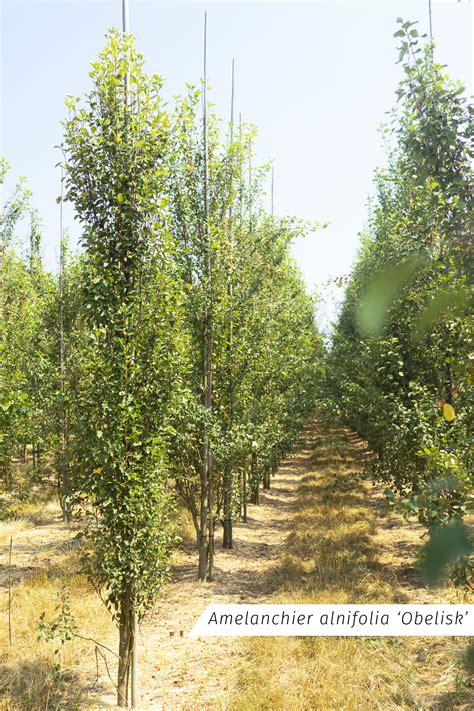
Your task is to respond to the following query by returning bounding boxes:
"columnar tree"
[0,163,45,485]
[166,89,321,575]
[63,32,181,705]
[327,21,473,582]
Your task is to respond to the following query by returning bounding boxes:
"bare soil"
[1,422,470,710]
[94,424,317,709]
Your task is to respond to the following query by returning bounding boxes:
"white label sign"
[190,604,473,637]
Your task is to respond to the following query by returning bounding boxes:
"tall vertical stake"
[200,10,214,582]
[271,167,274,216]
[230,59,235,139]
[59,169,70,522]
[239,113,243,216]
[122,0,129,32]
[59,168,64,391]
[8,536,12,645]
[122,0,130,108]
[203,13,209,223]
[248,134,253,228]
[131,610,139,709]
[428,0,433,41]
[223,58,236,549]
[238,112,247,523]
[58,167,70,522]
[121,2,138,706]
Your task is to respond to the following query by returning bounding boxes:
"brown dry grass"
[0,423,472,710]
[0,571,112,710]
[0,500,113,710]
[229,425,473,711]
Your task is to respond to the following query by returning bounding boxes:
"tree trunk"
[198,449,208,580]
[250,453,259,504]
[117,594,132,707]
[199,11,213,583]
[242,468,248,522]
[131,610,139,709]
[58,228,71,523]
[238,471,242,520]
[263,464,270,490]
[223,463,233,548]
[207,451,214,581]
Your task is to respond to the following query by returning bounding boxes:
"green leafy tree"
[326,20,473,583]
[62,31,182,706]
[166,89,321,577]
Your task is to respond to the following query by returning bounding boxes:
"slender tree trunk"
[251,452,259,504]
[207,451,214,581]
[117,594,132,708]
[243,468,247,523]
[238,471,242,519]
[200,11,214,582]
[223,463,233,548]
[131,611,139,709]
[253,483,260,505]
[263,464,270,490]
[58,167,71,522]
[223,58,236,552]
[272,458,278,476]
[198,366,209,579]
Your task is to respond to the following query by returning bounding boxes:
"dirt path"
[0,518,75,590]
[2,424,470,710]
[95,423,317,710]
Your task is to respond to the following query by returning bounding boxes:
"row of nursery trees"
[0,31,320,705]
[327,21,473,585]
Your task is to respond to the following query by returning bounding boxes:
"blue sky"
[1,0,472,329]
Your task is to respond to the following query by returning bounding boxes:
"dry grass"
[1,425,472,710]
[0,500,115,711]
[0,501,63,546]
[0,489,198,711]
[229,426,473,711]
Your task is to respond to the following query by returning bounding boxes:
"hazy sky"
[1,0,472,328]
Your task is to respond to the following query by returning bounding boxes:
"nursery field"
[1,421,472,710]
[1,4,472,709]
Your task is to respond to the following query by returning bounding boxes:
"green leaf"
[421,521,472,585]
[357,255,425,336]
[413,287,469,339]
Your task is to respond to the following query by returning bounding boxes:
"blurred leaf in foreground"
[357,255,424,337]
[413,287,469,340]
[466,643,474,672]
[421,520,472,584]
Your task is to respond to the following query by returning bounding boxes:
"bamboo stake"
[122,0,130,106]
[59,173,64,392]
[30,211,38,470]
[230,59,235,138]
[131,612,139,709]
[248,133,253,229]
[239,113,243,216]
[271,167,274,216]
[8,536,12,645]
[223,59,236,549]
[238,113,246,522]
[120,3,138,707]
[204,11,215,582]
[59,167,71,523]
[198,10,214,582]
